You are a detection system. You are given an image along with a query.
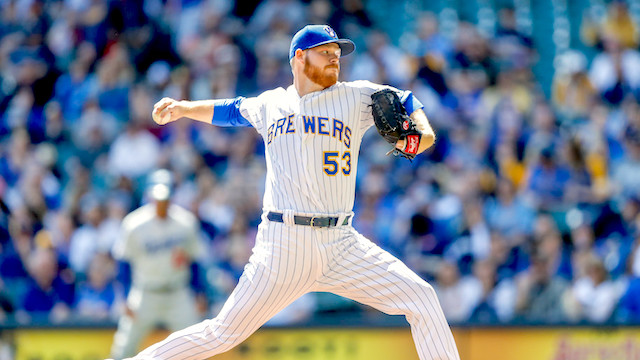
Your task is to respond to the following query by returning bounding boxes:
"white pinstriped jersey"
[239,80,402,215]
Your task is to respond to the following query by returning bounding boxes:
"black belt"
[267,211,350,228]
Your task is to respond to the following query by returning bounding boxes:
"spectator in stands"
[611,127,640,202]
[362,29,414,87]
[450,21,496,97]
[89,47,136,122]
[107,118,161,182]
[60,164,92,217]
[492,130,527,188]
[492,6,534,71]
[400,200,439,278]
[42,101,74,173]
[444,123,486,171]
[74,252,124,321]
[161,119,201,181]
[0,209,32,309]
[194,168,235,240]
[620,196,640,241]
[564,253,622,323]
[245,0,306,43]
[582,0,638,50]
[412,12,453,66]
[617,241,640,323]
[522,145,572,213]
[433,261,481,323]
[484,177,535,243]
[17,159,61,221]
[467,258,516,324]
[588,29,640,106]
[448,198,491,267]
[97,192,132,257]
[410,12,452,99]
[344,33,385,84]
[574,104,622,190]
[629,234,640,279]
[563,137,595,207]
[46,210,76,267]
[73,98,120,168]
[18,246,74,324]
[523,101,563,165]
[53,55,95,123]
[68,194,105,278]
[538,229,573,280]
[617,273,640,323]
[514,251,569,323]
[551,50,596,124]
[0,279,15,323]
[0,129,31,189]
[487,231,527,281]
[327,0,373,40]
[480,65,534,132]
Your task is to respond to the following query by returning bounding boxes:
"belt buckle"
[309,216,317,227]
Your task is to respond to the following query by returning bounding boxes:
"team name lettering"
[332,119,344,141]
[144,237,184,254]
[303,115,316,133]
[300,115,351,148]
[344,126,351,148]
[268,113,297,144]
[267,124,274,144]
[318,117,330,135]
[275,117,286,137]
[285,114,295,134]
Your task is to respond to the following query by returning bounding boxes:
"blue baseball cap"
[289,25,355,60]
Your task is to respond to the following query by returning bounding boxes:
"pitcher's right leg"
[317,231,461,360]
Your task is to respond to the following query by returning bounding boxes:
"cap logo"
[324,26,337,39]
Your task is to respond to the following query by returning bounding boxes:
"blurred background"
[1,0,640,359]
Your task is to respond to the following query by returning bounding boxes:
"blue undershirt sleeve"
[211,97,251,127]
[400,91,424,115]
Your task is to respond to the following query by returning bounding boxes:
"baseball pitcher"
[131,25,460,360]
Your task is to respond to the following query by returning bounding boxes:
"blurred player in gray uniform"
[110,169,204,360]
[132,25,460,360]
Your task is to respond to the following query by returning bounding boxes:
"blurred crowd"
[1,0,640,328]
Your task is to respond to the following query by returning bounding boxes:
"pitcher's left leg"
[317,231,460,360]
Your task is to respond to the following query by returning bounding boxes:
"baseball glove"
[370,89,422,160]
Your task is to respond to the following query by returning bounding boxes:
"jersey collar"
[287,83,340,101]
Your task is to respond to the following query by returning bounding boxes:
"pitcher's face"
[303,43,341,88]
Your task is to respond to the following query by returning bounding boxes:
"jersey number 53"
[323,151,351,176]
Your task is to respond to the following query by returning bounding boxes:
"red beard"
[303,56,339,88]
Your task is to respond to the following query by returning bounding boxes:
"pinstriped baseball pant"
[135,220,460,360]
